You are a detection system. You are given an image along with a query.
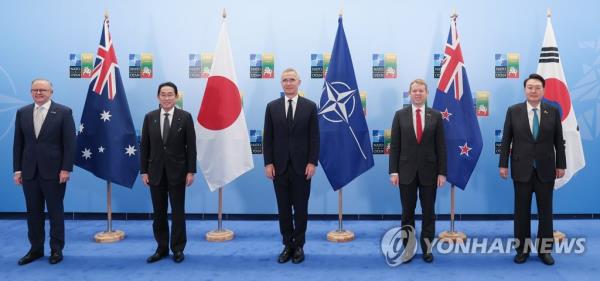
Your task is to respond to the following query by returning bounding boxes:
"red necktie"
[416,108,423,144]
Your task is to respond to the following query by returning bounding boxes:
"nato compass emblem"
[318,81,368,159]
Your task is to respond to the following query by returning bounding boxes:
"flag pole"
[545,7,565,242]
[206,188,234,242]
[94,181,125,242]
[327,188,354,242]
[439,184,466,243]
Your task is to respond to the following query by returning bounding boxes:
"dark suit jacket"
[499,102,566,183]
[263,96,319,175]
[140,107,197,186]
[13,101,76,180]
[389,105,447,186]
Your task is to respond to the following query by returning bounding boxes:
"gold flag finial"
[547,8,552,18]
[222,8,227,19]
[451,9,458,20]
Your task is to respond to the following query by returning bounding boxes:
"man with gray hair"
[13,78,76,265]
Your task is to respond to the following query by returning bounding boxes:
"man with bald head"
[13,78,76,265]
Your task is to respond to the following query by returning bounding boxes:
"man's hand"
[556,168,565,179]
[305,163,316,180]
[185,173,195,187]
[499,168,508,179]
[390,174,399,186]
[265,164,275,180]
[437,175,446,188]
[59,170,70,184]
[13,172,22,186]
[142,174,150,186]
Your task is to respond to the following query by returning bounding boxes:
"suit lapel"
[167,108,183,144]
[423,107,433,139]
[37,101,57,139]
[292,97,303,131]
[24,104,36,139]
[538,103,551,140]
[151,110,163,144]
[406,106,417,143]
[519,102,535,141]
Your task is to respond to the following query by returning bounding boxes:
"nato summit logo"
[249,129,263,154]
[250,53,274,79]
[495,129,503,154]
[433,53,443,78]
[372,129,391,155]
[311,53,331,79]
[475,91,490,117]
[69,53,94,78]
[372,53,397,79]
[495,53,519,79]
[189,53,213,78]
[129,53,153,79]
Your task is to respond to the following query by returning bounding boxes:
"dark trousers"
[399,174,437,254]
[22,169,66,253]
[513,169,554,254]
[149,169,186,253]
[273,163,311,249]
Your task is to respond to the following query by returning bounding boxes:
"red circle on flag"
[544,78,571,122]
[197,76,242,130]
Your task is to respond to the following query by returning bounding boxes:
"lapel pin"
[543,110,548,114]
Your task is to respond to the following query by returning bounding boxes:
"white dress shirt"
[284,94,298,119]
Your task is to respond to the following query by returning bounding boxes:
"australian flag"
[75,17,139,188]
[432,18,483,189]
[318,16,374,191]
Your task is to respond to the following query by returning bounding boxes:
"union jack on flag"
[75,16,140,188]
[432,16,483,189]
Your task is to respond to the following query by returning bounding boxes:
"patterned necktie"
[34,106,45,138]
[163,113,170,143]
[532,108,539,140]
[416,108,423,144]
[287,99,293,128]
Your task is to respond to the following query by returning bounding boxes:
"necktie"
[287,99,293,128]
[163,113,170,143]
[532,108,539,140]
[416,108,423,144]
[34,106,45,138]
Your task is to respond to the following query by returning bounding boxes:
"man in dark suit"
[13,78,76,265]
[263,68,319,264]
[140,82,196,263]
[499,73,566,265]
[389,79,447,263]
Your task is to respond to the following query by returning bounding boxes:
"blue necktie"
[532,108,539,140]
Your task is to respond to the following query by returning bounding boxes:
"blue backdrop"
[1,0,598,214]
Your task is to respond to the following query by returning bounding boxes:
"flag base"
[553,230,566,242]
[327,229,354,242]
[206,229,234,242]
[94,230,125,243]
[438,230,467,243]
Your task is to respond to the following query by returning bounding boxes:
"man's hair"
[31,78,53,90]
[157,81,179,96]
[523,73,545,88]
[281,68,299,80]
[409,78,428,93]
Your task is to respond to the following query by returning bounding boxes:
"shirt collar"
[526,102,540,112]
[160,107,175,116]
[35,100,51,111]
[285,94,299,103]
[412,104,425,114]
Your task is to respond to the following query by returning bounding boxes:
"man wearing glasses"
[13,78,76,265]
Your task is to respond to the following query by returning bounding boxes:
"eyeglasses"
[31,89,50,94]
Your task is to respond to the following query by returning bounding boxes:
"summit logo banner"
[69,53,94,78]
[372,53,397,79]
[250,53,275,79]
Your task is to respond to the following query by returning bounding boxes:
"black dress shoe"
[146,251,169,263]
[277,247,294,263]
[514,253,529,264]
[18,250,43,266]
[422,253,434,263]
[173,251,185,263]
[292,247,304,264]
[538,253,555,265]
[49,250,63,265]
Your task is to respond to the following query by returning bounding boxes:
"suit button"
[163,146,167,150]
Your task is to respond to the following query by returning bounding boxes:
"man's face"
[281,71,301,97]
[409,83,428,107]
[525,79,544,105]
[30,80,53,105]
[158,86,177,111]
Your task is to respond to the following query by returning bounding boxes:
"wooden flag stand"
[94,181,125,243]
[206,188,234,242]
[438,185,466,243]
[327,189,354,242]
